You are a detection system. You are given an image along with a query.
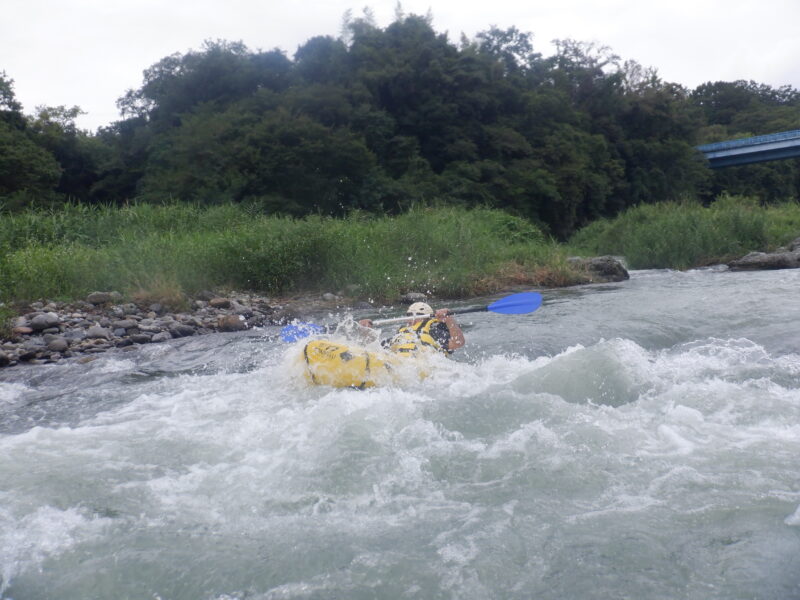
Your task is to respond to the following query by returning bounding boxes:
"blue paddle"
[280,291,542,342]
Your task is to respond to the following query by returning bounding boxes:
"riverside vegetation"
[0,204,576,307]
[1,195,798,309]
[568,194,800,269]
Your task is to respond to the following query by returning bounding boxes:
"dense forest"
[2,11,800,238]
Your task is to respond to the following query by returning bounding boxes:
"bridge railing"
[697,129,800,152]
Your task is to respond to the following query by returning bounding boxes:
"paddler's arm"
[435,309,465,351]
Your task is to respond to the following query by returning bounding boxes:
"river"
[1,267,799,599]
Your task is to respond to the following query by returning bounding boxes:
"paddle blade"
[280,322,325,342]
[486,292,542,314]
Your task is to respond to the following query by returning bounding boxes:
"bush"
[568,195,800,269]
[0,203,568,303]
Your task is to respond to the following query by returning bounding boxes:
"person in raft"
[358,302,466,355]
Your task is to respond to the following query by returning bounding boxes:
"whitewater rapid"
[1,267,799,599]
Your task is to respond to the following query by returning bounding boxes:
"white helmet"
[406,302,433,317]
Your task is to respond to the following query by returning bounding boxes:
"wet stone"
[218,314,247,332]
[46,337,69,352]
[112,319,137,330]
[209,298,231,309]
[86,291,112,305]
[169,324,196,338]
[86,325,111,340]
[30,312,61,331]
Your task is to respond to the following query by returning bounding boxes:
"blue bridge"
[697,129,800,168]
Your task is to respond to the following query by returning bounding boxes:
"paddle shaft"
[280,291,541,341]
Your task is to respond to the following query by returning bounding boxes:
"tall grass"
[568,195,800,269]
[0,204,568,303]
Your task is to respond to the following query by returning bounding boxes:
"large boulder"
[728,250,800,271]
[568,256,630,283]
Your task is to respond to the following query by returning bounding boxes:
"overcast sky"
[3,0,799,131]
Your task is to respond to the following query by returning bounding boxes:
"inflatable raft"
[300,339,427,388]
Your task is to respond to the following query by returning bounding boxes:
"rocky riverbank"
[0,290,318,369]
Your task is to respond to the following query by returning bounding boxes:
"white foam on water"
[2,318,800,597]
[0,381,29,405]
[0,503,110,595]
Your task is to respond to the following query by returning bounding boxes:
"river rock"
[12,326,33,336]
[46,337,69,353]
[86,325,112,340]
[120,303,140,315]
[218,314,247,332]
[0,352,9,367]
[728,250,800,271]
[209,297,231,309]
[169,324,196,338]
[131,333,153,344]
[112,319,137,330]
[30,312,61,331]
[19,339,44,360]
[86,291,112,305]
[568,256,630,283]
[151,331,172,343]
[230,301,253,317]
[64,329,86,342]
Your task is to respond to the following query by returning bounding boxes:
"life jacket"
[388,318,447,355]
